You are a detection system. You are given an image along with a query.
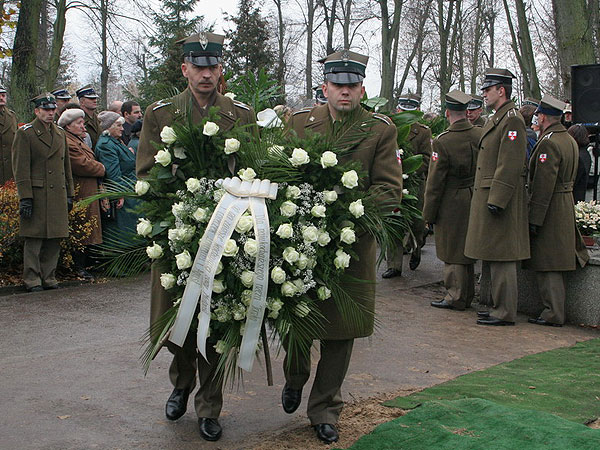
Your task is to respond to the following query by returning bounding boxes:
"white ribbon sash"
[169,177,278,370]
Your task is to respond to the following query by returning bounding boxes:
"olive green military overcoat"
[288,104,402,340]
[523,122,589,271]
[464,100,530,261]
[423,119,482,264]
[0,106,17,184]
[472,115,487,127]
[84,111,101,149]
[12,118,74,238]
[408,122,432,178]
[136,88,256,336]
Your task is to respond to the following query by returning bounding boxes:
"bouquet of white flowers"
[575,200,600,236]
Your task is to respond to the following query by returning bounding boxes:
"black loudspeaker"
[572,64,600,125]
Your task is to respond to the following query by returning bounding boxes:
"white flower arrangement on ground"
[575,201,600,236]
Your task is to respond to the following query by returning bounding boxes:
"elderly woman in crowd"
[58,108,106,279]
[95,111,139,240]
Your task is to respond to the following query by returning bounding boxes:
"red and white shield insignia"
[432,151,439,162]
[395,149,402,166]
[539,153,547,163]
[508,131,517,141]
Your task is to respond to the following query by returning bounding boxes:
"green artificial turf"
[340,398,600,450]
[384,338,600,423]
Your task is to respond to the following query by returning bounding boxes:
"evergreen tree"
[223,0,276,80]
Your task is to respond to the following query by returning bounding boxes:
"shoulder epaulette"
[544,132,554,140]
[292,108,312,116]
[507,109,517,117]
[418,122,430,129]
[373,113,392,126]
[233,100,250,111]
[20,123,32,131]
[436,130,450,139]
[153,99,171,111]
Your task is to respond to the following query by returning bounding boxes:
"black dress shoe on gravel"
[431,299,465,311]
[198,418,222,441]
[165,388,190,421]
[477,316,515,326]
[314,423,339,444]
[27,285,44,293]
[43,284,59,290]
[382,268,402,279]
[528,317,562,327]
[477,310,490,317]
[282,384,302,413]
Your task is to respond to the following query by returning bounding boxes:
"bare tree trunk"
[378,0,403,106]
[437,0,461,110]
[45,0,67,91]
[341,0,352,48]
[305,0,316,99]
[590,0,600,60]
[470,0,483,95]
[100,0,109,110]
[321,0,337,55]
[273,0,286,96]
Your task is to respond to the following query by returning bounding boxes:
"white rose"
[296,253,309,269]
[286,186,301,199]
[317,286,332,300]
[160,126,177,144]
[317,230,331,246]
[281,281,296,297]
[283,247,300,264]
[135,180,150,196]
[179,224,196,242]
[168,228,181,243]
[302,225,319,243]
[240,270,255,288]
[341,170,359,189]
[186,177,201,193]
[215,260,224,275]
[241,289,253,306]
[398,148,404,156]
[193,207,208,222]
[271,266,287,284]
[294,301,311,317]
[323,190,338,203]
[311,204,326,218]
[223,239,239,257]
[237,167,257,181]
[154,149,171,167]
[137,218,152,237]
[403,188,409,195]
[244,238,258,257]
[276,223,294,239]
[235,214,254,234]
[224,138,241,154]
[349,199,365,218]
[292,279,304,291]
[280,201,297,217]
[402,174,409,180]
[171,202,185,218]
[203,121,220,136]
[320,151,338,168]
[307,257,317,269]
[173,147,187,159]
[160,273,176,290]
[175,250,192,270]
[213,188,225,202]
[146,242,163,259]
[340,227,356,244]
[334,249,351,269]
[214,340,227,354]
[224,92,236,100]
[212,278,226,293]
[289,148,310,166]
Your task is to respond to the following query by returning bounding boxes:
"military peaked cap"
[76,85,99,99]
[177,32,225,67]
[467,94,483,110]
[535,94,567,116]
[0,85,6,94]
[319,50,368,84]
[398,93,421,111]
[51,88,72,100]
[31,93,57,109]
[481,68,515,90]
[522,97,540,107]
[445,90,472,111]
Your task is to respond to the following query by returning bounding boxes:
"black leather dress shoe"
[477,316,515,326]
[282,384,302,413]
[477,310,490,318]
[198,418,222,441]
[430,299,464,311]
[43,284,59,290]
[409,251,421,270]
[165,388,190,421]
[314,423,339,444]
[528,317,562,327]
[382,268,402,279]
[27,285,44,293]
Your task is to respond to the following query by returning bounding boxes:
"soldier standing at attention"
[425,90,482,311]
[466,94,486,127]
[0,85,18,185]
[136,32,255,442]
[76,85,101,149]
[281,50,402,444]
[524,95,589,326]
[465,68,530,326]
[12,94,74,292]
[382,93,431,278]
[51,87,72,119]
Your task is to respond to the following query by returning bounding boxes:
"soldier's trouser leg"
[39,238,61,287]
[307,339,354,426]
[23,238,43,289]
[489,261,518,322]
[194,341,224,418]
[385,247,403,271]
[443,263,475,309]
[535,271,566,324]
[283,338,312,390]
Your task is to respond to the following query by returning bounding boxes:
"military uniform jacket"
[523,123,589,271]
[12,118,74,238]
[423,119,482,264]
[137,88,256,178]
[84,111,101,149]
[288,104,402,340]
[0,106,17,184]
[408,122,432,178]
[472,115,486,127]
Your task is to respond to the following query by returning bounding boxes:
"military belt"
[554,182,573,193]
[446,176,475,189]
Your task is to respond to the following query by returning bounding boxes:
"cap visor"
[399,103,418,111]
[40,105,57,110]
[325,72,363,84]
[480,80,502,90]
[84,94,99,99]
[186,55,220,67]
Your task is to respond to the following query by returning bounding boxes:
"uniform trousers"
[535,271,566,324]
[23,237,61,289]
[443,263,475,309]
[284,339,354,425]
[489,261,518,322]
